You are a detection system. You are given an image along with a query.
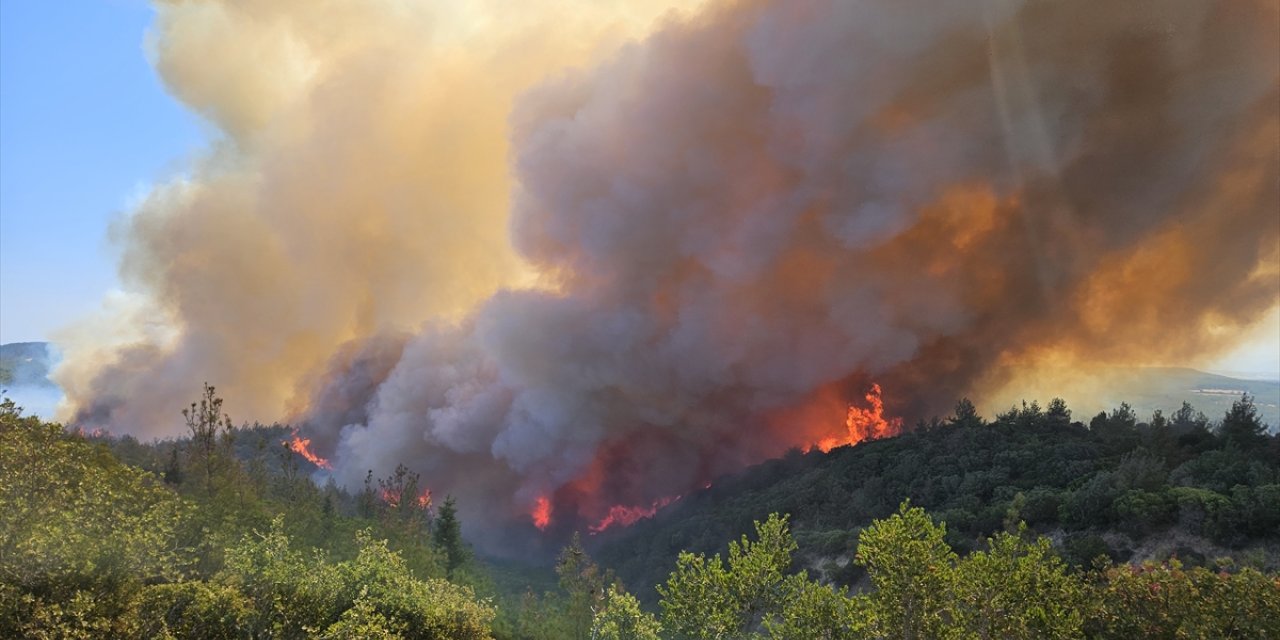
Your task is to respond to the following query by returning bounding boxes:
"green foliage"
[1219,393,1268,448]
[593,589,663,640]
[5,384,1280,638]
[949,398,984,429]
[855,503,956,639]
[434,495,470,578]
[555,532,612,639]
[599,394,1280,597]
[657,513,861,639]
[1086,559,1280,638]
[213,518,495,639]
[0,399,190,638]
[649,505,1277,640]
[0,392,495,639]
[950,527,1084,639]
[131,581,258,639]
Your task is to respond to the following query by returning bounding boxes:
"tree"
[0,401,190,638]
[951,526,1085,639]
[949,398,984,429]
[556,532,610,639]
[855,502,956,640]
[183,383,235,497]
[658,513,803,639]
[1171,401,1209,432]
[1218,393,1267,448]
[1045,397,1072,428]
[592,588,662,640]
[432,496,469,578]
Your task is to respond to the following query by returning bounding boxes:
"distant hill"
[0,341,56,388]
[1119,366,1280,428]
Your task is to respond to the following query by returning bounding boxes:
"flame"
[844,383,902,443]
[286,431,332,469]
[589,495,678,534]
[531,495,552,530]
[380,486,399,507]
[809,383,902,453]
[378,485,432,510]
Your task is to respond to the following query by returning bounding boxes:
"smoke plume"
[58,0,1279,546]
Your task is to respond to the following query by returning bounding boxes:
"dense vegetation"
[591,507,1279,639]
[1,386,1277,638]
[597,396,1280,595]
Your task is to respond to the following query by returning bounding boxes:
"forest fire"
[51,0,1280,555]
[810,384,902,454]
[531,496,552,531]
[589,496,678,534]
[286,432,331,469]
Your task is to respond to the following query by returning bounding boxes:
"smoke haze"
[57,0,1280,546]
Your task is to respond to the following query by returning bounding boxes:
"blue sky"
[0,0,204,344]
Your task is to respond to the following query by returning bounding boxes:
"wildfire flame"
[531,495,552,530]
[380,485,432,509]
[811,383,902,453]
[589,495,678,534]
[286,432,332,469]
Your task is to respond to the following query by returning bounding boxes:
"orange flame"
[531,495,552,530]
[380,486,399,507]
[379,485,432,510]
[286,432,332,469]
[589,495,677,534]
[810,383,902,453]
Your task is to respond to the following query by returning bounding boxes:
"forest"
[1,386,1277,638]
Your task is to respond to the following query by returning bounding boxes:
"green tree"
[1171,401,1209,432]
[556,532,610,639]
[1045,397,1072,428]
[593,588,663,640]
[0,400,190,638]
[951,526,1085,639]
[432,496,469,578]
[854,503,955,640]
[182,383,235,497]
[949,398,984,429]
[659,513,817,639]
[1218,393,1267,448]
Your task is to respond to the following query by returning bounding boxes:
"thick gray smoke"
[63,0,1280,546]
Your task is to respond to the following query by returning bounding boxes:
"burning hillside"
[55,0,1279,547]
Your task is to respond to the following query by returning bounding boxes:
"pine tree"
[433,495,469,578]
[1219,393,1267,448]
[949,398,984,429]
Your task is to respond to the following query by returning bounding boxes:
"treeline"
[597,394,1280,596]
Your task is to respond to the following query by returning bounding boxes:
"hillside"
[592,395,1280,599]
[3,387,1278,638]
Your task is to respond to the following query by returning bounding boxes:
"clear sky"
[0,0,204,345]
[0,1,1276,378]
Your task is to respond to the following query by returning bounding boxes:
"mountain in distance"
[983,365,1280,431]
